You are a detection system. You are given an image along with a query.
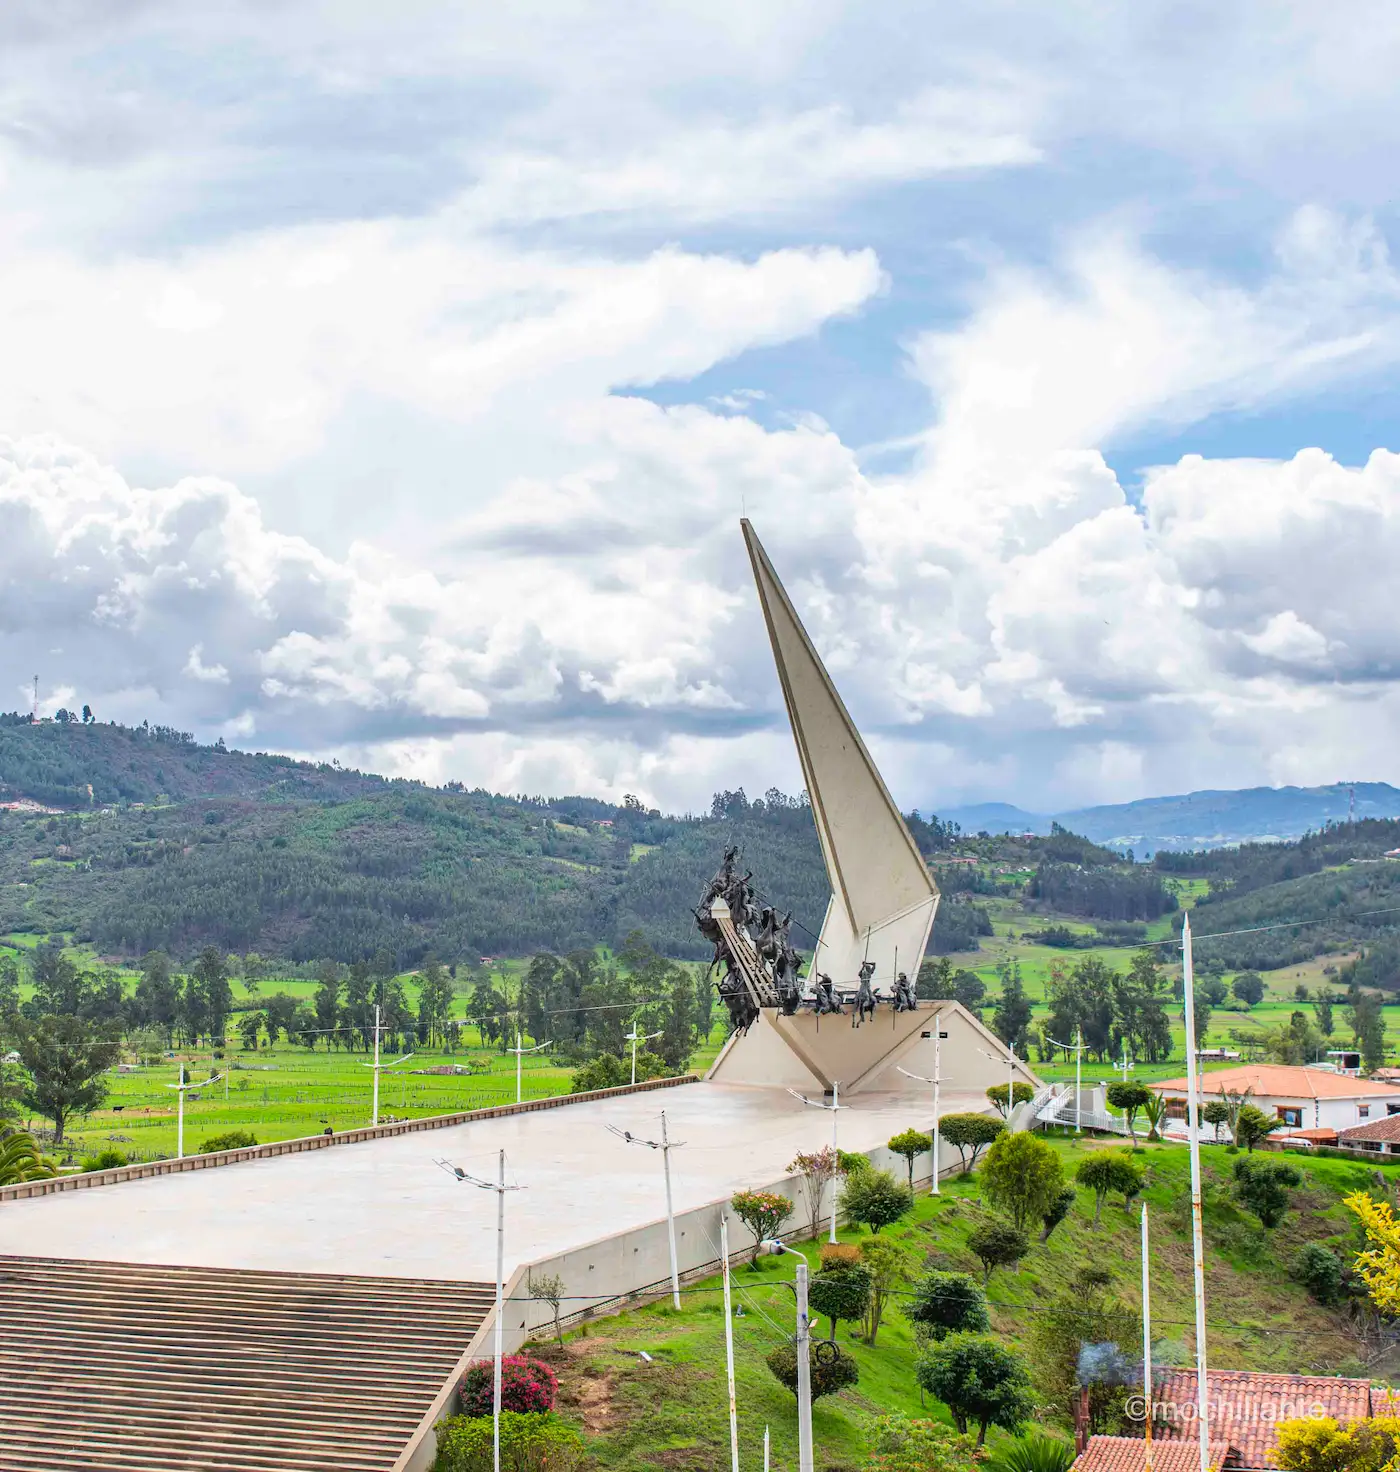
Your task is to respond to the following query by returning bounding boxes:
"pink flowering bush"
[459,1355,557,1417]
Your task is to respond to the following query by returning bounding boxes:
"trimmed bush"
[197,1130,259,1154]
[839,1167,914,1234]
[731,1189,794,1263]
[80,1148,128,1172]
[808,1263,873,1341]
[458,1355,557,1417]
[433,1411,584,1472]
[766,1341,859,1400]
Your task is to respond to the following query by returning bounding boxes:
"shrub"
[1105,1083,1153,1143]
[1233,1155,1302,1228]
[433,1411,584,1472]
[820,1242,863,1270]
[1039,1184,1077,1243]
[0,1130,57,1184]
[1274,1414,1400,1472]
[905,1270,990,1342]
[967,1219,1029,1283]
[80,1147,128,1172]
[983,1432,1076,1471]
[986,1082,1036,1117]
[1292,1243,1345,1305]
[458,1355,557,1417]
[981,1132,1065,1230]
[731,1189,794,1262]
[838,1149,873,1177]
[859,1236,911,1346]
[917,1333,1033,1446]
[197,1130,258,1154]
[840,1167,914,1234]
[569,1055,625,1093]
[1075,1151,1143,1227]
[808,1263,873,1341]
[863,1412,980,1471]
[940,1114,1005,1174]
[766,1341,859,1400]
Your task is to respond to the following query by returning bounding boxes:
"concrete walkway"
[0,1083,982,1280]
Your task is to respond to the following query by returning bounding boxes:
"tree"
[236,1011,264,1051]
[730,1190,793,1264]
[1312,987,1335,1038]
[1190,987,1214,1046]
[766,1341,858,1401]
[967,1219,1029,1283]
[0,1129,57,1184]
[415,954,454,1048]
[808,1262,872,1342]
[1232,971,1265,1007]
[1202,1099,1231,1143]
[905,1270,990,1342]
[941,1113,1004,1174]
[134,952,180,1043]
[1346,1192,1400,1315]
[864,1414,981,1472]
[1105,1082,1153,1145]
[1027,1266,1140,1432]
[1039,1184,1078,1243]
[1235,1103,1282,1152]
[986,1082,1035,1118]
[788,1146,841,1240]
[993,965,1033,1054]
[1232,1156,1302,1228]
[528,1270,566,1346]
[313,962,342,1043]
[981,1132,1065,1231]
[1199,976,1228,1007]
[917,1334,1033,1445]
[1076,1151,1143,1227]
[11,1015,121,1143]
[1274,1416,1400,1472]
[191,945,233,1045]
[839,1166,914,1234]
[570,1054,626,1092]
[0,956,18,1018]
[1141,1092,1168,1142]
[888,1128,932,1191]
[859,1236,910,1346]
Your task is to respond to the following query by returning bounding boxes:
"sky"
[2,2,1400,816]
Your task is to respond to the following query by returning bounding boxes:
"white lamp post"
[165,1069,222,1160]
[506,1031,552,1105]
[361,1004,414,1126]
[787,1082,845,1241]
[624,1026,663,1086]
[720,1215,740,1472]
[897,1010,945,1193]
[1181,914,1210,1472]
[978,1046,1022,1120]
[439,1151,525,1472]
[608,1112,685,1308]
[760,1239,813,1472]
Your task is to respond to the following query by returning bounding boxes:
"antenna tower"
[1350,785,1356,825]
[32,676,38,721]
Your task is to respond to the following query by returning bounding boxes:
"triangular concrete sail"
[741,519,939,992]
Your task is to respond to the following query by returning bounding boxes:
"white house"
[1148,1063,1400,1132]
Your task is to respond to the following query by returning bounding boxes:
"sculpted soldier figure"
[812,971,842,1016]
[853,960,877,1026]
[891,969,918,1012]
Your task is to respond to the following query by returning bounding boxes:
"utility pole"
[762,1240,814,1472]
[362,1003,413,1126]
[506,1031,552,1105]
[787,1083,845,1240]
[608,1112,685,1308]
[624,1025,663,1086]
[720,1216,740,1472]
[1181,914,1211,1472]
[31,676,38,722]
[897,1009,946,1193]
[439,1151,526,1472]
[1142,1201,1154,1472]
[166,1067,222,1160]
[1046,1029,1088,1132]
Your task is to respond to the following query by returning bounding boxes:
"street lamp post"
[608,1112,686,1308]
[761,1239,814,1472]
[624,1026,663,1087]
[506,1031,552,1105]
[897,1010,945,1194]
[362,1003,414,1127]
[165,1068,222,1160]
[787,1083,846,1241]
[978,1046,1022,1120]
[438,1151,526,1472]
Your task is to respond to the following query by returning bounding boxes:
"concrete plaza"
[0,1082,984,1281]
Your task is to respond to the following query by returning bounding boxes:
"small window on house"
[1387,1104,1400,1116]
[1277,1107,1303,1128]
[1360,1106,1372,1118]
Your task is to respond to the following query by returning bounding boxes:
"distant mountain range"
[943,782,1400,854]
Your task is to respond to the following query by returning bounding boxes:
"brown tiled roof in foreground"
[1074,1436,1229,1471]
[1153,1368,1373,1469]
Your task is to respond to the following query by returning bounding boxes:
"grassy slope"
[531,1139,1399,1472]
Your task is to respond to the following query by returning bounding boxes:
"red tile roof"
[1074,1436,1228,1471]
[1152,1368,1373,1468]
[1148,1064,1400,1101]
[1340,1115,1400,1144]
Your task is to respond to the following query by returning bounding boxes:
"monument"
[703,521,1032,1098]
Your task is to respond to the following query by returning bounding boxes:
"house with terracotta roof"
[1074,1435,1227,1471]
[1339,1113,1400,1155]
[1147,1063,1400,1133]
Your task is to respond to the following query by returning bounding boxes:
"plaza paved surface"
[0,1083,982,1280]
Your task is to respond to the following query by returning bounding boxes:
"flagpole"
[1181,914,1210,1472]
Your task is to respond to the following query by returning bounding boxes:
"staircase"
[0,1255,493,1471]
